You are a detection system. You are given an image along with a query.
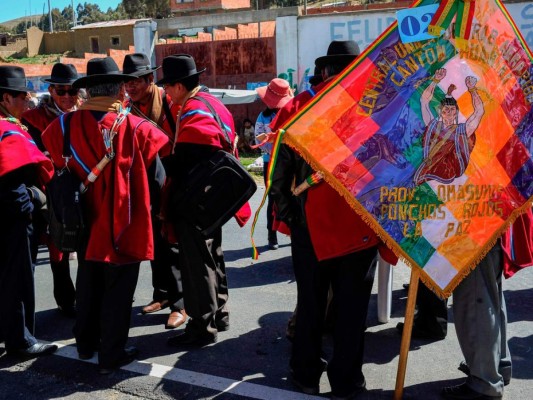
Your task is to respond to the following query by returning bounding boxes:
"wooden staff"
[394,267,420,399]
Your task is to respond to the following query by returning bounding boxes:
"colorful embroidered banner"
[279,0,533,298]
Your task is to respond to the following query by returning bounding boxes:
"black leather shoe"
[290,372,319,395]
[216,322,230,332]
[289,359,327,395]
[8,343,58,358]
[396,322,446,341]
[98,346,138,375]
[458,361,510,386]
[167,331,216,347]
[78,351,94,360]
[331,380,367,400]
[441,383,502,399]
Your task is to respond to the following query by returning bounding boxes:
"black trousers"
[176,219,228,340]
[0,214,37,350]
[290,223,377,397]
[29,211,75,309]
[414,281,448,336]
[73,256,139,368]
[150,217,184,311]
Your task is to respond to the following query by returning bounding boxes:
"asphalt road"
[1,186,532,399]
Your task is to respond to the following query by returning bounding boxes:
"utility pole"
[47,0,53,32]
[71,0,76,27]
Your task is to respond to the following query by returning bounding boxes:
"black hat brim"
[44,78,78,85]
[155,68,206,86]
[314,54,358,69]
[73,73,135,89]
[0,84,32,93]
[124,66,160,78]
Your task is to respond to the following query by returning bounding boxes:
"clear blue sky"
[1,1,122,23]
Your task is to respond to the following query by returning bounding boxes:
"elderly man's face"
[125,75,153,104]
[164,81,187,105]
[49,84,79,112]
[3,91,31,118]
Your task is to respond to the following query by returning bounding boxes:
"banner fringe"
[284,133,533,299]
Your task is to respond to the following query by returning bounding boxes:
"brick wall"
[155,36,276,125]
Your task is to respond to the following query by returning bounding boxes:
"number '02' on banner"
[397,4,444,44]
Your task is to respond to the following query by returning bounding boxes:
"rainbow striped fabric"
[279,0,533,298]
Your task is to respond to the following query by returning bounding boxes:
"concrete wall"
[157,6,299,36]
[43,31,75,55]
[74,25,134,56]
[277,0,533,93]
[26,27,44,57]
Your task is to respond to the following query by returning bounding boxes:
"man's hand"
[434,68,447,82]
[27,186,47,209]
[465,76,478,89]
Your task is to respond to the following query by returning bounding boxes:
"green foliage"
[3,54,62,64]
[122,0,171,19]
[6,0,173,34]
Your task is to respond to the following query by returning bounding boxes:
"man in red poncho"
[21,62,80,318]
[270,41,396,398]
[159,54,251,347]
[42,57,168,374]
[122,53,187,330]
[0,66,57,358]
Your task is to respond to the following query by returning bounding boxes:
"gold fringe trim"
[283,132,532,300]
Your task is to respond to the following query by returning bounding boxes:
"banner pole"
[394,267,420,399]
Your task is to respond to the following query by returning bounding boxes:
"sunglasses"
[54,88,79,96]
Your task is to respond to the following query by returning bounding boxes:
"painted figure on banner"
[414,68,485,185]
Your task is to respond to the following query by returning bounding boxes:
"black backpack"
[46,113,85,252]
[170,96,256,236]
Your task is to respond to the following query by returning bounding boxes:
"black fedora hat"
[0,66,31,93]
[155,54,206,85]
[122,53,159,77]
[315,40,360,70]
[73,57,134,89]
[44,63,79,85]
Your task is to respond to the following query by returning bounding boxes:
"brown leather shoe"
[142,299,170,314]
[165,310,188,329]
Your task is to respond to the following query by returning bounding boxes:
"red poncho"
[0,118,53,184]
[178,91,251,226]
[42,109,168,264]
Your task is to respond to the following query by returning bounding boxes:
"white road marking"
[53,343,322,400]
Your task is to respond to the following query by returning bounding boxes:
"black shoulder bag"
[46,112,85,252]
[171,96,257,237]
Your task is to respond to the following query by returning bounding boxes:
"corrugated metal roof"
[72,19,151,30]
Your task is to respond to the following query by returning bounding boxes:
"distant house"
[72,19,152,55]
[171,0,251,15]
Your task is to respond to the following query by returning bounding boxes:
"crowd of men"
[0,42,529,399]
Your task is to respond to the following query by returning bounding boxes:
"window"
[111,36,121,46]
